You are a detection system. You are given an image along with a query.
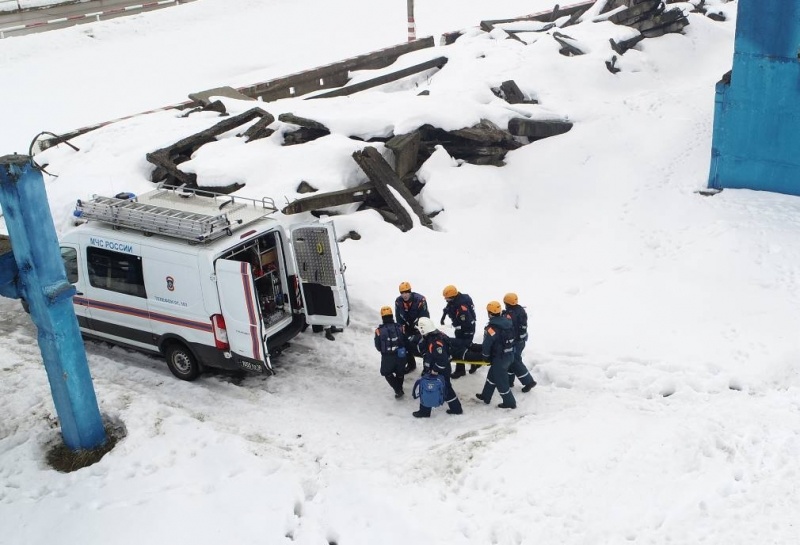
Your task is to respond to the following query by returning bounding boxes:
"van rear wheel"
[165,343,201,381]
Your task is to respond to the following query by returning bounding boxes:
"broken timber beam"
[282,183,373,215]
[353,147,433,230]
[508,118,573,139]
[146,107,272,187]
[236,38,436,102]
[386,132,421,180]
[309,57,449,100]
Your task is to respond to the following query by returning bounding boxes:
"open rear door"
[290,223,350,328]
[215,259,271,373]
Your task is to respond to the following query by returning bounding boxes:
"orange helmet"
[380,306,393,317]
[486,301,502,315]
[442,285,458,299]
[398,281,412,293]
[503,293,518,306]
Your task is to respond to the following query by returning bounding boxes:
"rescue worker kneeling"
[476,301,517,409]
[413,317,463,418]
[374,306,406,398]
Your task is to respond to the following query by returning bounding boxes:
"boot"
[394,388,405,399]
[412,408,431,418]
[521,380,537,393]
[469,364,480,374]
[451,364,466,379]
[446,398,463,415]
[498,389,517,409]
[475,393,489,404]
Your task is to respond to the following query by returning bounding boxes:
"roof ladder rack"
[75,184,277,243]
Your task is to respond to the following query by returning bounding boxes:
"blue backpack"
[412,373,447,408]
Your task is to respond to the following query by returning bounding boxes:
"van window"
[60,247,79,284]
[87,247,147,298]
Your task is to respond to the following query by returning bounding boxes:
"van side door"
[215,259,271,374]
[289,223,350,328]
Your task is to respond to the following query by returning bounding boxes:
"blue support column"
[708,1,800,195]
[0,154,106,451]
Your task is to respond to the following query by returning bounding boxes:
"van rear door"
[215,259,272,374]
[290,223,349,328]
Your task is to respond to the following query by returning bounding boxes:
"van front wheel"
[165,343,201,381]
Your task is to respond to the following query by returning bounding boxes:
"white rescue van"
[57,185,349,380]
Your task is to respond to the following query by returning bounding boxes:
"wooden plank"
[386,131,421,179]
[353,147,433,231]
[362,147,432,228]
[481,0,594,26]
[146,107,272,188]
[237,37,436,102]
[188,86,256,106]
[508,118,573,139]
[309,57,448,100]
[500,80,527,104]
[282,183,373,215]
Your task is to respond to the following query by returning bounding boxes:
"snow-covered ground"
[3,1,800,544]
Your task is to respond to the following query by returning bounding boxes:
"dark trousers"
[508,342,534,387]
[381,353,405,393]
[480,359,516,407]
[451,335,475,375]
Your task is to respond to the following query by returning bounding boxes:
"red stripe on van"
[75,297,213,332]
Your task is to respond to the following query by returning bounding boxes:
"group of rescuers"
[374,282,537,418]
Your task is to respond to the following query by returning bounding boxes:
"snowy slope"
[3,1,800,544]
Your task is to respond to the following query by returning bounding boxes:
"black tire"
[165,343,201,381]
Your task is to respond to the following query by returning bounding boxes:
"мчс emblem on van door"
[166,276,175,291]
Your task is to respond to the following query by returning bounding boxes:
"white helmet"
[417,317,438,336]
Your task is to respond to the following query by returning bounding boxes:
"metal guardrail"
[0,0,186,38]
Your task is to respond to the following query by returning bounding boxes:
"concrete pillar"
[0,155,106,451]
[708,1,800,195]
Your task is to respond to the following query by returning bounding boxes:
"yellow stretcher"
[451,359,490,367]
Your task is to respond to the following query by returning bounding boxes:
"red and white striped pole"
[406,0,416,41]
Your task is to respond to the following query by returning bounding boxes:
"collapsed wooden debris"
[606,55,622,74]
[508,118,573,140]
[492,80,538,105]
[418,120,522,167]
[455,1,595,45]
[353,147,432,231]
[180,100,228,118]
[309,57,449,100]
[146,107,273,191]
[278,113,330,145]
[553,31,585,56]
[604,0,689,39]
[282,183,373,215]
[239,112,276,142]
[385,132,421,180]
[235,38,436,102]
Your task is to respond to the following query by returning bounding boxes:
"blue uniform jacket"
[395,292,430,332]
[420,331,452,376]
[481,314,515,366]
[504,304,528,344]
[443,292,476,340]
